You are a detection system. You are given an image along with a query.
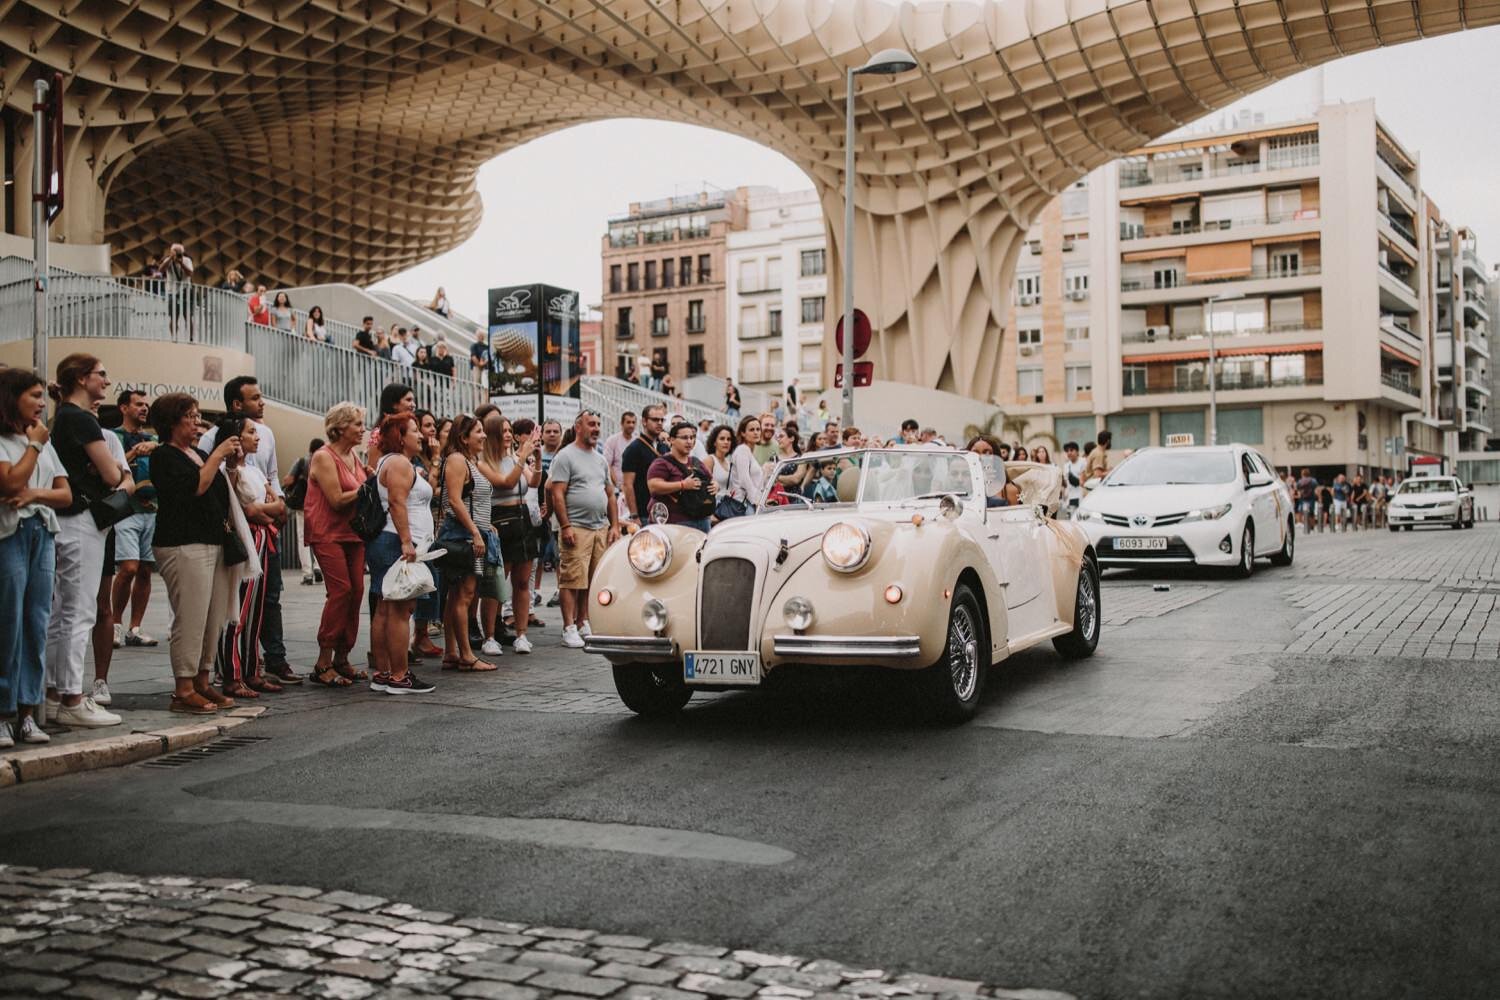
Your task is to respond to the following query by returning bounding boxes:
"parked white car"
[1074,444,1295,576]
[1386,476,1475,530]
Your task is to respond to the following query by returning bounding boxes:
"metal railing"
[1121,320,1315,344]
[1119,146,1319,188]
[1381,371,1417,393]
[1121,264,1321,292]
[1124,373,1320,396]
[1377,264,1418,294]
[737,277,783,295]
[579,375,729,432]
[1381,212,1418,246]
[1120,210,1319,241]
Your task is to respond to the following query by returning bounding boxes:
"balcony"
[1119,145,1318,189]
[1465,408,1491,431]
[1381,370,1419,395]
[1119,209,1319,242]
[1121,320,1316,344]
[687,316,706,334]
[1463,246,1487,276]
[1466,373,1491,397]
[1121,263,1320,293]
[1380,211,1418,249]
[1124,373,1320,397]
[651,318,670,336]
[615,322,635,339]
[737,277,782,295]
[1466,331,1491,360]
[1464,293,1490,321]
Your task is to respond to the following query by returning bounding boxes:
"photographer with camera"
[158,243,195,341]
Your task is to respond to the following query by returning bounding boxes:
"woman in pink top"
[304,402,367,687]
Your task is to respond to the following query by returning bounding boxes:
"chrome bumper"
[773,635,923,659]
[583,635,677,657]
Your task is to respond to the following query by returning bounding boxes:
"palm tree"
[961,411,1060,452]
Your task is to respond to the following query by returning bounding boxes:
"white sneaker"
[512,635,533,654]
[55,697,122,728]
[91,678,112,706]
[579,621,593,637]
[480,638,504,656]
[125,628,159,647]
[502,600,513,618]
[18,717,49,744]
[0,721,13,749]
[113,623,124,648]
[561,625,585,649]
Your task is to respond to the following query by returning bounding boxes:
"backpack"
[673,457,716,520]
[348,460,386,542]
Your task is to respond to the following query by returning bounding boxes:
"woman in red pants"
[304,402,368,687]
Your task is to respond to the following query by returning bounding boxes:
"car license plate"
[1114,536,1168,551]
[1413,514,1427,520]
[685,651,762,686]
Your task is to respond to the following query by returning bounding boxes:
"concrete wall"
[0,337,254,408]
[0,233,112,275]
[1316,101,1382,403]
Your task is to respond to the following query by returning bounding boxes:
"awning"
[1252,232,1319,246]
[1122,246,1188,263]
[1379,234,1418,267]
[1186,241,1252,279]
[1381,343,1421,367]
[1123,342,1323,365]
[1130,122,1318,157]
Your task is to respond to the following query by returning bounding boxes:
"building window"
[769,309,783,336]
[645,261,657,290]
[1018,327,1041,360]
[1153,266,1180,289]
[687,300,705,333]
[1065,364,1091,400]
[740,349,762,383]
[609,265,622,294]
[801,249,826,277]
[1017,274,1040,304]
[1174,361,1207,392]
[1270,249,1300,277]
[616,306,633,339]
[680,256,692,286]
[1123,364,1147,396]
[800,345,821,373]
[1271,354,1306,385]
[627,263,639,292]
[1216,407,1264,445]
[767,348,784,383]
[688,345,706,375]
[1064,270,1089,301]
[662,259,674,289]
[1017,367,1044,401]
[697,254,712,283]
[1065,323,1090,345]
[801,297,825,325]
[652,303,668,336]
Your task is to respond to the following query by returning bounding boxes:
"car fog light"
[1219,535,1233,553]
[783,596,815,631]
[884,585,904,605]
[597,589,614,607]
[642,598,668,632]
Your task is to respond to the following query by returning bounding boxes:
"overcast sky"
[374,28,1500,325]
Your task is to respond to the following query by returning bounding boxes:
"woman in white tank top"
[367,414,437,693]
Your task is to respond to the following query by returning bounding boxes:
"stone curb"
[0,706,265,788]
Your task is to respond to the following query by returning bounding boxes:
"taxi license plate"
[1413,514,1427,520]
[685,651,762,686]
[1114,537,1168,551]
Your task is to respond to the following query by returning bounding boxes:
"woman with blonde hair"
[430,287,452,318]
[305,402,368,687]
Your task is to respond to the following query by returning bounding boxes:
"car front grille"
[1100,513,1130,527]
[1151,511,1188,527]
[700,557,757,650]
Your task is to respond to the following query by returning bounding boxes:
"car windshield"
[1105,450,1236,486]
[756,450,976,510]
[1397,479,1457,494]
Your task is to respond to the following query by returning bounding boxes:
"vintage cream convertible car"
[583,448,1100,721]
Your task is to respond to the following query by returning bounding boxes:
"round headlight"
[641,598,668,632]
[783,596,815,631]
[627,527,673,578]
[821,522,871,573]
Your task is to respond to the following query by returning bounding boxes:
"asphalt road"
[2,526,1498,1000]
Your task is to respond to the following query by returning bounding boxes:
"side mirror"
[1247,472,1274,488]
[1083,477,1103,490]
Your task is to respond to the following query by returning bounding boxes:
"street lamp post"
[841,49,917,430]
[1204,291,1244,445]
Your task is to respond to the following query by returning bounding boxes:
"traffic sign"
[834,309,872,359]
[833,361,874,388]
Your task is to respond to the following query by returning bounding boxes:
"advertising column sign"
[487,284,582,427]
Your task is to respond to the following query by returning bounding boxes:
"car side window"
[1240,453,1257,485]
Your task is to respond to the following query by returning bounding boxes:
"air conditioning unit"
[1067,290,1088,301]
[1145,325,1169,341]
[1028,241,1043,255]
[1020,345,1037,357]
[1019,294,1038,306]
[1062,239,1076,252]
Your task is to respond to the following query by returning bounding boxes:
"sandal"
[247,677,283,694]
[455,657,498,673]
[441,658,463,671]
[224,682,258,699]
[169,694,219,715]
[310,667,354,688]
[413,641,443,658]
[196,687,235,709]
[333,662,369,682]
[528,615,546,628]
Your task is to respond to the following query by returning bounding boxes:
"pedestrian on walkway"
[88,408,130,711]
[603,411,636,491]
[438,413,497,671]
[486,414,541,655]
[215,417,285,699]
[1082,430,1112,489]
[305,402,369,687]
[722,415,764,519]
[548,411,619,648]
[532,418,564,609]
[622,404,666,525]
[409,412,444,661]
[284,437,322,586]
[44,354,130,729]
[725,378,742,421]
[0,369,71,747]
[367,413,437,694]
[1295,468,1318,533]
[147,393,250,716]
[109,390,160,653]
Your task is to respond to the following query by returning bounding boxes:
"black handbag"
[348,473,385,542]
[89,489,134,531]
[222,520,250,566]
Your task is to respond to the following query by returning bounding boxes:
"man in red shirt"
[247,284,270,326]
[645,421,717,531]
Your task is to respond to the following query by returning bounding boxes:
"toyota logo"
[1132,515,1150,528]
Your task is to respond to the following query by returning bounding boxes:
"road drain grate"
[142,735,271,768]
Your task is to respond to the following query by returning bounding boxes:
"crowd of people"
[1285,468,1400,532]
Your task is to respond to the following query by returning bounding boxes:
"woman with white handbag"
[366,413,437,695]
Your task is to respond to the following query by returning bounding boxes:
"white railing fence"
[580,375,731,432]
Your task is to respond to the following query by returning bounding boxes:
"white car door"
[1238,451,1277,555]
[983,505,1054,639]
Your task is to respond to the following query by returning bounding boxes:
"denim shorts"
[114,512,156,563]
[365,531,402,598]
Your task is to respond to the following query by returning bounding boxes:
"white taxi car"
[1386,475,1475,530]
[1075,443,1294,576]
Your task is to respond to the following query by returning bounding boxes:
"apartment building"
[1428,222,1492,453]
[723,188,829,395]
[1064,100,1445,479]
[600,188,749,386]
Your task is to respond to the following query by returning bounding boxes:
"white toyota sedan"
[1074,444,1295,576]
[1386,476,1475,530]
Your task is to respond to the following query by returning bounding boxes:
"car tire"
[1388,525,1399,533]
[1403,525,1413,532]
[1053,559,1101,660]
[921,582,987,723]
[612,663,692,717]
[1234,524,1254,578]
[1269,518,1295,567]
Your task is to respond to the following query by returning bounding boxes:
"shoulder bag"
[348,460,386,542]
[89,489,134,531]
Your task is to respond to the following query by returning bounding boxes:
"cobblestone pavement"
[0,866,1071,1000]
[1097,583,1223,627]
